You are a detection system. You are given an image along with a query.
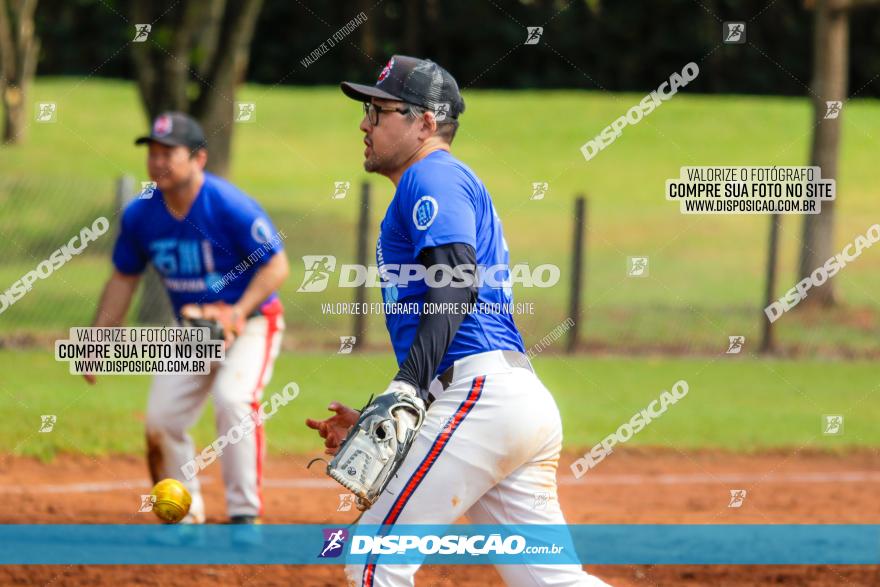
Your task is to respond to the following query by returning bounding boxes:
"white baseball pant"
[145,306,284,521]
[344,350,611,586]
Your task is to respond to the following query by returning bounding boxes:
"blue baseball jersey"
[377,150,525,374]
[112,173,282,317]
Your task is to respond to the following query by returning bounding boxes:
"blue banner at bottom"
[0,525,876,565]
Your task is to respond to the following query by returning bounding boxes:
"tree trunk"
[404,0,420,56]
[358,0,376,63]
[192,0,263,176]
[0,0,39,145]
[426,0,448,67]
[129,0,264,177]
[799,0,849,307]
[2,85,24,141]
[130,1,191,119]
[199,95,234,176]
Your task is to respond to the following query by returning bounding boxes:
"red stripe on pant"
[249,307,280,517]
[362,375,486,587]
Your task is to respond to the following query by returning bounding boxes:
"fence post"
[566,195,587,354]
[760,214,781,353]
[353,182,371,350]
[116,175,174,326]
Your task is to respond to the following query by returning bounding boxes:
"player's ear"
[420,110,438,139]
[193,148,208,169]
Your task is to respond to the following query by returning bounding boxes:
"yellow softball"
[150,478,192,524]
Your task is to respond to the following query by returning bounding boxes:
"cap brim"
[134,136,195,148]
[340,81,402,103]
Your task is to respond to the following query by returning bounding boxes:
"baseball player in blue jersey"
[306,56,610,586]
[86,112,289,524]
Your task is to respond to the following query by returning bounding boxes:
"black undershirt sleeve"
[393,242,479,404]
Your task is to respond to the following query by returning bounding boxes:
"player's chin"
[362,158,380,173]
[365,152,392,173]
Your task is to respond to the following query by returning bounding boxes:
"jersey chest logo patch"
[412,196,439,231]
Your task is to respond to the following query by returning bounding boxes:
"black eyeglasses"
[363,102,411,126]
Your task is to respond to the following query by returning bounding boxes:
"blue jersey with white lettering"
[377,150,525,374]
[112,173,282,317]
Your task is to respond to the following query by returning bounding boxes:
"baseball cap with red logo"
[341,55,465,120]
[135,111,207,150]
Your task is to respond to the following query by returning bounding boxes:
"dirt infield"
[0,448,877,586]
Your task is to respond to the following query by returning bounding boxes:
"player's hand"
[201,302,245,347]
[181,302,245,347]
[306,402,360,455]
[81,343,99,384]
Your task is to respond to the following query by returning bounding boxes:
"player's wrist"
[382,380,418,398]
[229,303,246,333]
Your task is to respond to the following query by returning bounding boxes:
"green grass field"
[0,350,876,460]
[1,79,879,355]
[0,79,877,459]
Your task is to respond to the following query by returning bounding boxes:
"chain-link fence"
[0,174,390,351]
[0,175,116,336]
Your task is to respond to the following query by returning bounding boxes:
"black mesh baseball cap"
[135,111,207,150]
[341,55,465,119]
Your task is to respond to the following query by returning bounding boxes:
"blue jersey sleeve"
[398,162,477,255]
[222,193,284,268]
[112,204,149,275]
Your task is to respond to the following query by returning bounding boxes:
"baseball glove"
[180,316,225,341]
[179,302,244,345]
[327,387,426,510]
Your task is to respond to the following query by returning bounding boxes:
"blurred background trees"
[22,0,880,96]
